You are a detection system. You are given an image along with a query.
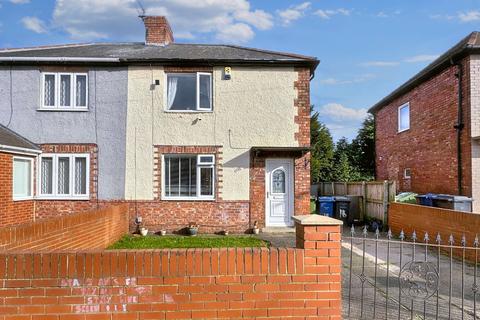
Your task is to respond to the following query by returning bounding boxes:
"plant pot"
[140,228,148,236]
[160,230,167,236]
[188,227,198,236]
[253,227,260,235]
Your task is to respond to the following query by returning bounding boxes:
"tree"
[310,107,334,183]
[350,114,375,179]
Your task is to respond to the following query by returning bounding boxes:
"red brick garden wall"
[0,204,129,252]
[0,152,35,227]
[375,56,472,196]
[389,202,479,260]
[0,218,342,319]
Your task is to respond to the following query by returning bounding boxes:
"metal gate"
[343,226,479,319]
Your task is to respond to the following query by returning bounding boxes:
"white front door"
[265,159,294,227]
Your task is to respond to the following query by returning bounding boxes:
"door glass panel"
[271,169,285,194]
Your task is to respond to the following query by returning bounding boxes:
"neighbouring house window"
[166,73,212,111]
[398,102,410,132]
[404,168,411,179]
[42,72,88,109]
[163,154,215,199]
[38,154,89,199]
[13,157,33,200]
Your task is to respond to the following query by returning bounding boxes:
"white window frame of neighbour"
[12,156,34,201]
[40,72,88,110]
[398,102,410,132]
[37,153,90,200]
[404,168,412,179]
[164,72,213,112]
[161,154,215,200]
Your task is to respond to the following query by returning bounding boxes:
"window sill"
[161,197,215,202]
[13,196,33,202]
[397,128,410,134]
[35,196,90,201]
[37,108,89,112]
[164,110,213,114]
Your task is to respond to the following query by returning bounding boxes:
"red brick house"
[370,32,480,211]
[0,124,41,226]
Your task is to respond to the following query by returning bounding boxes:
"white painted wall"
[470,55,480,212]
[125,66,299,200]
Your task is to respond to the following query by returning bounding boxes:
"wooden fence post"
[331,182,335,196]
[361,181,367,221]
[383,180,389,229]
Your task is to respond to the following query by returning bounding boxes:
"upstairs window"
[163,154,215,200]
[13,157,33,200]
[38,154,89,199]
[166,73,212,111]
[398,102,410,132]
[42,73,88,110]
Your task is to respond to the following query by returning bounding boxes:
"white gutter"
[0,144,42,155]
[0,57,120,62]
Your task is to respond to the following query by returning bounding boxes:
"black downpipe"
[454,61,465,195]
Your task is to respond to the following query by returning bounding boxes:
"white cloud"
[360,61,400,67]
[51,0,273,44]
[216,23,254,43]
[314,8,351,20]
[317,103,368,141]
[458,10,480,22]
[10,0,30,4]
[404,54,439,63]
[277,2,311,26]
[318,103,368,122]
[21,16,48,34]
[320,74,375,85]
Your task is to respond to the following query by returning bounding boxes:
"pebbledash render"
[370,31,480,212]
[0,16,319,232]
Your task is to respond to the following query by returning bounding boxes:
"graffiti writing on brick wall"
[60,277,151,313]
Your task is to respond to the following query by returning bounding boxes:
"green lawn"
[108,235,269,249]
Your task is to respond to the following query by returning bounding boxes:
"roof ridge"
[223,44,318,61]
[0,42,143,53]
[0,123,40,150]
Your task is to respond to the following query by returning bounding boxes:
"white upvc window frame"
[37,153,90,200]
[398,102,410,133]
[404,168,412,179]
[161,154,215,201]
[165,72,213,112]
[40,72,89,111]
[12,156,34,201]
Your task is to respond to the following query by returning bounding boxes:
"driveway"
[257,228,480,319]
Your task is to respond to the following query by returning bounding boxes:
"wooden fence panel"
[315,181,396,224]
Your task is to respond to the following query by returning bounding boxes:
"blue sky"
[1,0,479,141]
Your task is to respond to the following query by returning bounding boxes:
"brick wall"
[0,152,35,227]
[0,204,129,252]
[469,55,480,212]
[375,56,472,196]
[0,215,342,319]
[389,202,479,260]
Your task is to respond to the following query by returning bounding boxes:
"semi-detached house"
[0,16,319,232]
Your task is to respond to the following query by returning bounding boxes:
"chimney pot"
[142,16,174,46]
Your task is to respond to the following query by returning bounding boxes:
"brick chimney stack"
[141,16,174,46]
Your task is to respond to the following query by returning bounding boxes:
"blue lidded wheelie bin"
[317,196,335,217]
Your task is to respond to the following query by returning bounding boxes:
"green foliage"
[310,108,375,182]
[108,235,269,249]
[310,107,335,183]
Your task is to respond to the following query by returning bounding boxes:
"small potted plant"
[140,227,148,236]
[187,222,199,236]
[160,229,167,236]
[252,221,260,235]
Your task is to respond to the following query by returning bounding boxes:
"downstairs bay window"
[162,154,215,200]
[38,154,89,199]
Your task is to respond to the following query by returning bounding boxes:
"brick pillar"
[293,214,343,319]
